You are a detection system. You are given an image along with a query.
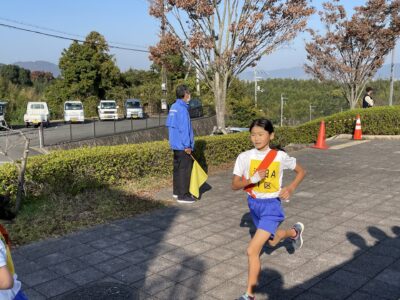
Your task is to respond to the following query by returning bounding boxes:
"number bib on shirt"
[250,160,280,193]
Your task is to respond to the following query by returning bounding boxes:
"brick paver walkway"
[13,139,400,299]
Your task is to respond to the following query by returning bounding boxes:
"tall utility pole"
[196,65,201,96]
[254,69,264,108]
[161,1,167,108]
[280,94,288,127]
[254,69,258,108]
[389,46,396,106]
[309,104,316,122]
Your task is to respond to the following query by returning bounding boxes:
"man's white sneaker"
[177,195,195,204]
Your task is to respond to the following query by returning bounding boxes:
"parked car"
[0,101,7,127]
[124,99,144,119]
[98,100,119,120]
[228,127,249,133]
[24,102,50,127]
[188,99,203,118]
[64,100,85,123]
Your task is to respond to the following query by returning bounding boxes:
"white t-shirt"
[0,241,21,300]
[364,95,374,106]
[233,148,296,199]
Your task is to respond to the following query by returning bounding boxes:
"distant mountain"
[13,61,60,77]
[239,66,310,81]
[239,63,400,81]
[5,60,400,81]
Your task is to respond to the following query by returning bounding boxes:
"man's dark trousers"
[173,150,193,197]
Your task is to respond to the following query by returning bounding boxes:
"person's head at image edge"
[176,84,191,103]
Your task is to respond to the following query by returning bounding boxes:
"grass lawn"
[2,161,235,246]
[4,177,171,246]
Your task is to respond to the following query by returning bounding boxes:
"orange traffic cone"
[312,120,329,149]
[353,114,362,140]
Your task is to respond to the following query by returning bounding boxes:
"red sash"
[243,149,278,198]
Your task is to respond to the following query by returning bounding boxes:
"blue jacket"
[166,99,194,150]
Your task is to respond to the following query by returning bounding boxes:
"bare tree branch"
[306,0,400,108]
[149,0,314,129]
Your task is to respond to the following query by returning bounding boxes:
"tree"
[46,31,121,116]
[0,65,32,86]
[31,71,54,94]
[149,0,314,132]
[31,71,54,83]
[305,0,400,109]
[226,78,263,127]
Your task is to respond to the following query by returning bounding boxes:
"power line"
[0,23,150,53]
[0,17,85,39]
[0,16,150,49]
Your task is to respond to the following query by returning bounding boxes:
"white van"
[98,100,119,120]
[24,102,50,127]
[64,101,84,123]
[0,101,7,127]
[124,99,144,119]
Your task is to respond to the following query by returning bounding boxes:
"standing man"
[166,85,195,204]
[362,87,374,108]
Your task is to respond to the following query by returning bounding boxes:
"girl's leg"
[267,228,296,247]
[246,229,271,296]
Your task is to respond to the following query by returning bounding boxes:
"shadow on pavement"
[12,186,205,299]
[239,210,400,299]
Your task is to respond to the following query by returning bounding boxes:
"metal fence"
[32,105,215,147]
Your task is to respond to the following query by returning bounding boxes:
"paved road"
[0,117,167,164]
[39,117,168,146]
[12,139,400,299]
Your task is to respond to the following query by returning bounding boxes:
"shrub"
[0,133,252,198]
[275,106,400,145]
[1,106,399,201]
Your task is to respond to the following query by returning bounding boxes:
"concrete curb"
[284,143,312,152]
[330,134,400,140]
[285,133,400,153]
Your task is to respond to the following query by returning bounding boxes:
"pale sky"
[1,0,391,72]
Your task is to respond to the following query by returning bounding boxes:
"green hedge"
[1,106,399,199]
[0,133,252,197]
[275,105,400,145]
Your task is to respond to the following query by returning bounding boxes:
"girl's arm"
[231,169,267,190]
[232,175,250,190]
[279,163,306,200]
[0,265,13,290]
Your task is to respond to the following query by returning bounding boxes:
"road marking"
[330,140,370,150]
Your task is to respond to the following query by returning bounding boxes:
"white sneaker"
[177,195,195,204]
[291,222,304,250]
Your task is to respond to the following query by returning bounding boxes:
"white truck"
[124,99,144,119]
[64,100,85,123]
[98,100,119,121]
[24,102,50,127]
[0,101,7,127]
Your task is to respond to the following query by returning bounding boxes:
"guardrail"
[34,105,215,147]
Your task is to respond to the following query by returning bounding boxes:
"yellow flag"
[190,159,208,199]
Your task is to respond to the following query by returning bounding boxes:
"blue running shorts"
[247,196,285,237]
[14,290,29,300]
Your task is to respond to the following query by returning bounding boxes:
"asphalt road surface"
[0,116,167,164]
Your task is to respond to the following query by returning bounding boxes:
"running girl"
[232,119,306,300]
